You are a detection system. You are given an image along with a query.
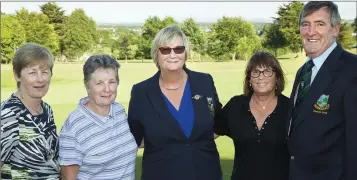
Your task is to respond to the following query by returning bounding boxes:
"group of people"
[1,1,356,180]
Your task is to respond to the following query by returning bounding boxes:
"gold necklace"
[160,73,185,91]
[252,96,270,110]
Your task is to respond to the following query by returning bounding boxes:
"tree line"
[1,2,356,63]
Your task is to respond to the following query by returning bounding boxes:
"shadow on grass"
[134,156,234,180]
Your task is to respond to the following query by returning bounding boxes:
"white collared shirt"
[310,41,337,84]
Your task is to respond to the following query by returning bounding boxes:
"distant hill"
[97,21,271,32]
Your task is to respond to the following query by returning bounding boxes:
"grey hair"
[299,1,341,27]
[151,24,190,69]
[12,43,54,88]
[83,54,120,89]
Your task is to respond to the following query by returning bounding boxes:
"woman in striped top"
[59,54,138,180]
[0,43,60,179]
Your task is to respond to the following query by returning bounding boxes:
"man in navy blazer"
[287,2,357,180]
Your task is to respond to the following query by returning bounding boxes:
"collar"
[306,41,337,71]
[78,96,115,127]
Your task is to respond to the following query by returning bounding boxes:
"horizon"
[2,2,356,25]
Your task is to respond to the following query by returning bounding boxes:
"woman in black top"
[214,51,290,180]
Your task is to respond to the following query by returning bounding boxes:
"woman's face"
[249,65,276,96]
[87,68,118,108]
[157,36,186,72]
[15,62,52,99]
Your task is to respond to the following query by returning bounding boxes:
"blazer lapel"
[184,68,211,140]
[287,67,303,135]
[291,45,344,131]
[146,71,187,139]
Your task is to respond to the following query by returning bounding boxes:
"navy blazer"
[128,68,222,180]
[287,44,357,180]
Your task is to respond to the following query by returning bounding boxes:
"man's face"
[300,7,340,59]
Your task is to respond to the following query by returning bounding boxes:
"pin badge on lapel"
[207,97,215,115]
[313,94,330,114]
[192,95,202,100]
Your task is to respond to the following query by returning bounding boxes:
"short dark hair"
[243,50,286,96]
[299,1,341,27]
[83,54,120,89]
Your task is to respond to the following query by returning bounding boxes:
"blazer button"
[291,156,295,160]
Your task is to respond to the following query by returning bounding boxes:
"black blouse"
[214,94,290,180]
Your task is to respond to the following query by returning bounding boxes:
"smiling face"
[249,65,276,96]
[15,62,52,99]
[157,36,186,72]
[300,7,340,59]
[87,68,118,108]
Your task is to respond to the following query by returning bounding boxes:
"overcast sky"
[2,2,356,24]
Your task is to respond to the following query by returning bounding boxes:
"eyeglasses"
[250,69,275,78]
[159,46,185,55]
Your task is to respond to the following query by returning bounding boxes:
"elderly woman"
[214,51,290,180]
[128,24,222,180]
[0,43,59,179]
[59,54,138,180]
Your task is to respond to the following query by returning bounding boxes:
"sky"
[1,2,356,24]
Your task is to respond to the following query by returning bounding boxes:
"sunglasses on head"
[159,46,185,55]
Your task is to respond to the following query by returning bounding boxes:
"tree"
[275,2,304,53]
[40,2,67,56]
[97,29,114,49]
[354,17,357,33]
[1,15,26,63]
[112,28,140,62]
[62,9,97,60]
[208,16,257,61]
[236,36,262,61]
[140,16,178,59]
[262,23,287,56]
[16,8,59,54]
[337,21,355,49]
[181,18,206,62]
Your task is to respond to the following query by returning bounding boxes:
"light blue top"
[59,97,138,180]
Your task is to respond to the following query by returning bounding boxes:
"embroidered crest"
[313,94,330,114]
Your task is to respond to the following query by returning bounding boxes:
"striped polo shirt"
[59,97,138,180]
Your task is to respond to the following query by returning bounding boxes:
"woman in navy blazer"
[128,24,222,180]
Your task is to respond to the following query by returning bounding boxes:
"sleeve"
[1,104,20,162]
[59,119,83,166]
[127,85,144,146]
[344,76,357,180]
[213,97,235,137]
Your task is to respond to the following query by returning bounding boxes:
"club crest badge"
[207,97,214,115]
[313,94,330,114]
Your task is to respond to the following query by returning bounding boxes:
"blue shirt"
[163,80,195,138]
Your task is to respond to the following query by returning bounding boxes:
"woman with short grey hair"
[59,54,138,180]
[128,24,223,180]
[1,43,60,179]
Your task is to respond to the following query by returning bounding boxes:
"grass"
[1,53,306,179]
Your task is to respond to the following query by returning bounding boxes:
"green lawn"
[1,54,306,179]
